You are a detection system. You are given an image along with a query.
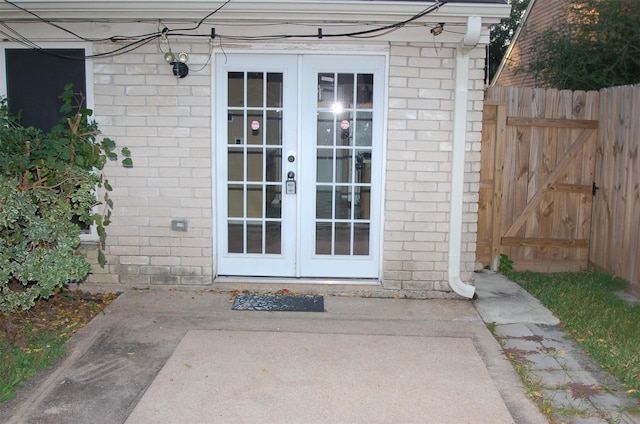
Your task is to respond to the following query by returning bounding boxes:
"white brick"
[84,36,484,292]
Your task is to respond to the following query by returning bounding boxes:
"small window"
[5,48,86,130]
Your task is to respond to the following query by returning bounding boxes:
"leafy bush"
[0,85,131,314]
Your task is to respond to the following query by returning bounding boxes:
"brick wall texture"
[86,40,485,293]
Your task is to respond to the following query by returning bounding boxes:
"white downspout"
[448,16,482,299]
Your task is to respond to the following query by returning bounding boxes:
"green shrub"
[0,85,131,314]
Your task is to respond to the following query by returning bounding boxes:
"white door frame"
[214,53,385,280]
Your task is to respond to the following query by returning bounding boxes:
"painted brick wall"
[85,41,483,292]
[383,43,484,292]
[87,41,214,287]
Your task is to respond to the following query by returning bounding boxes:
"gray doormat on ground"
[232,293,325,312]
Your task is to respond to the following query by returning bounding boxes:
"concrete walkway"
[0,271,636,423]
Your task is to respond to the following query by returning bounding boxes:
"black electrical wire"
[0,22,40,49]
[166,0,232,32]
[2,0,118,42]
[164,0,447,41]
[0,0,449,60]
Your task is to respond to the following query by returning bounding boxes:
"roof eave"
[0,1,511,25]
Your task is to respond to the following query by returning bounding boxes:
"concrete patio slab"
[126,330,514,424]
[0,286,547,424]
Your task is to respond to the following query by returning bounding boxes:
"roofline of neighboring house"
[490,0,536,86]
[0,0,511,25]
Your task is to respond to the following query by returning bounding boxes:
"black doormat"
[232,293,325,312]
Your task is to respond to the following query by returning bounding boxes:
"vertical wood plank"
[491,104,507,270]
[629,86,640,287]
[477,103,498,265]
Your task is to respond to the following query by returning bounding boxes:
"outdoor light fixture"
[164,50,189,78]
[430,23,445,36]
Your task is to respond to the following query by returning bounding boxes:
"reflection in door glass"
[356,74,374,107]
[228,221,243,253]
[316,149,333,183]
[335,223,351,255]
[246,222,263,253]
[336,112,352,147]
[315,186,333,219]
[266,110,282,145]
[317,112,334,146]
[266,73,283,108]
[315,72,373,256]
[246,110,263,145]
[247,72,263,107]
[227,71,284,255]
[315,222,332,255]
[228,72,244,107]
[355,111,373,146]
[337,74,354,108]
[265,222,282,254]
[246,148,263,181]
[265,149,282,182]
[227,185,243,217]
[354,223,370,255]
[227,148,244,181]
[334,186,352,219]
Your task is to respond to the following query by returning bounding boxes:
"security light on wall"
[164,50,189,78]
[430,23,445,36]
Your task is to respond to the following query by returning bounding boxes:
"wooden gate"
[478,87,599,272]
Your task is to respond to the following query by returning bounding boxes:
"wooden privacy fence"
[590,85,640,288]
[478,86,599,272]
[478,85,640,290]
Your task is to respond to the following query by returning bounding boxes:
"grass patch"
[0,290,117,402]
[501,263,640,402]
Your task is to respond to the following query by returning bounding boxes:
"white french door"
[215,54,384,279]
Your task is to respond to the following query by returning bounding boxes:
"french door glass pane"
[266,110,282,145]
[355,112,373,146]
[354,223,370,255]
[317,112,334,146]
[247,72,263,107]
[247,110,263,145]
[316,149,333,183]
[315,71,374,256]
[315,222,332,255]
[228,221,243,253]
[228,185,243,217]
[226,71,283,255]
[336,112,352,146]
[265,222,282,254]
[335,223,351,255]
[337,74,354,108]
[356,74,374,107]
[246,222,263,253]
[266,73,283,108]
[335,186,352,219]
[316,186,333,219]
[228,72,244,107]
